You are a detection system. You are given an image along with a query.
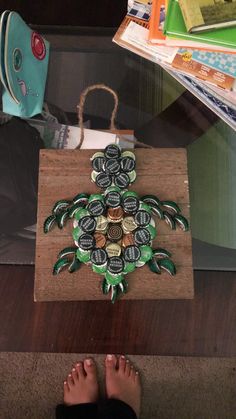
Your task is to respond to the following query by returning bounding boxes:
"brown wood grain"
[35,149,193,301]
[1,265,236,356]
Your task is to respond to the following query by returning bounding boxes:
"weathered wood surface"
[35,149,193,301]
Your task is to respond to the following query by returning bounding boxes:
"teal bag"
[0,11,50,117]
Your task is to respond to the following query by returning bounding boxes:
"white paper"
[64,126,134,149]
[121,21,178,64]
[22,117,135,150]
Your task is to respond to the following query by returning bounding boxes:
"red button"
[31,32,46,60]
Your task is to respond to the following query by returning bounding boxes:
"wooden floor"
[0,265,236,356]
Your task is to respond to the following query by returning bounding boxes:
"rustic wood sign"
[35,148,193,302]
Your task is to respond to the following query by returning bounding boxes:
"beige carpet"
[0,353,235,419]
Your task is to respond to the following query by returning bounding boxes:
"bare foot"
[105,354,141,418]
[64,358,99,406]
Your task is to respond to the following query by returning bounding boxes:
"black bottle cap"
[79,216,96,233]
[92,156,105,172]
[107,256,124,274]
[134,228,151,245]
[121,156,136,172]
[95,172,112,189]
[87,200,105,216]
[123,245,141,262]
[105,158,121,174]
[78,233,95,250]
[134,210,151,226]
[105,191,121,208]
[104,144,121,159]
[122,196,139,214]
[90,248,108,265]
[114,173,130,189]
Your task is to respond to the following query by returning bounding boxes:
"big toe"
[84,358,97,380]
[105,354,117,375]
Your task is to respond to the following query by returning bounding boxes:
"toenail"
[136,371,139,375]
[68,374,72,378]
[121,355,126,359]
[72,368,76,372]
[76,363,81,367]
[126,359,129,363]
[107,354,113,360]
[64,381,67,385]
[85,358,93,366]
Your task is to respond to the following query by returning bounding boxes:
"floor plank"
[0,265,236,355]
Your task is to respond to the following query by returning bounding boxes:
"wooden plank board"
[35,149,194,301]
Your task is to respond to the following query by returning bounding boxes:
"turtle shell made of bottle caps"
[44,144,189,303]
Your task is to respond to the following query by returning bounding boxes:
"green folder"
[164,0,236,50]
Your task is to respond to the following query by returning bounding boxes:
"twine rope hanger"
[76,83,153,149]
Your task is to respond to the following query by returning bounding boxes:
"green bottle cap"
[139,202,152,214]
[135,259,146,268]
[121,150,136,160]
[76,248,91,263]
[90,151,105,161]
[92,263,107,274]
[145,224,157,240]
[105,271,123,286]
[139,245,153,263]
[104,185,122,195]
[74,208,89,221]
[128,170,137,183]
[122,191,139,199]
[88,194,105,203]
[72,226,83,242]
[123,261,136,274]
[91,170,98,183]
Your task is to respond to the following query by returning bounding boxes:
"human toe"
[135,370,140,385]
[71,367,78,383]
[67,373,74,388]
[63,380,69,393]
[125,359,131,377]
[75,361,86,379]
[105,354,117,372]
[130,365,136,381]
[84,358,97,379]
[118,355,126,373]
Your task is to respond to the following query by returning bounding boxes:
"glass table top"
[0,30,235,269]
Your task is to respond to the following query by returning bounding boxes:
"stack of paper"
[113,1,236,130]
